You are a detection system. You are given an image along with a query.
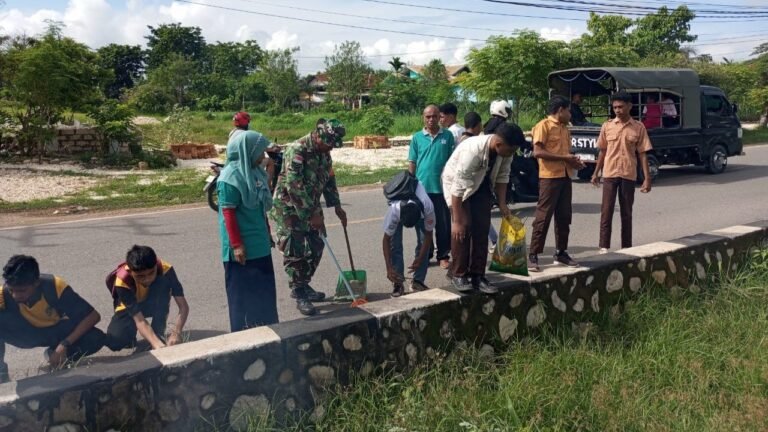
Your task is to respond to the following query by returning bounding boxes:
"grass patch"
[743,127,768,145]
[136,111,425,147]
[333,163,403,188]
[245,250,768,431]
[0,169,207,212]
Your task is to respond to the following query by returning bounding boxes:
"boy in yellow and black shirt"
[0,255,105,383]
[105,245,189,352]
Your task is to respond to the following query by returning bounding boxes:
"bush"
[127,83,173,114]
[87,100,139,154]
[335,109,363,124]
[163,105,193,146]
[197,96,223,112]
[359,105,395,136]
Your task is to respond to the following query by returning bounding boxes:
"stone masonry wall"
[0,222,766,431]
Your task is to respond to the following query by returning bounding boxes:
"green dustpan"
[333,225,368,302]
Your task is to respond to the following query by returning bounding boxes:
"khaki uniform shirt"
[596,117,653,181]
[532,116,571,179]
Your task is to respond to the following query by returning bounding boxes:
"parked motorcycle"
[203,161,224,211]
[494,139,540,207]
[203,147,284,212]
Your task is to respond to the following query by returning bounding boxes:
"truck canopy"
[548,68,701,129]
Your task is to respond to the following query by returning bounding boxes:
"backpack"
[105,260,163,304]
[383,171,420,204]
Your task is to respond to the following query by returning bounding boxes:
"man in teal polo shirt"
[408,104,455,270]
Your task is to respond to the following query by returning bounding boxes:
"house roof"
[405,63,469,79]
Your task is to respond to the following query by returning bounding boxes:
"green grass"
[743,127,768,145]
[0,165,401,213]
[135,111,424,147]
[243,250,768,432]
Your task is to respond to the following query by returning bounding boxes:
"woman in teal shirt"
[218,130,278,331]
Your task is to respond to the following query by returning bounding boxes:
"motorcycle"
[203,147,284,212]
[494,140,540,207]
[203,161,224,211]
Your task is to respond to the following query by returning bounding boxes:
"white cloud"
[452,40,473,63]
[266,30,299,50]
[540,25,580,42]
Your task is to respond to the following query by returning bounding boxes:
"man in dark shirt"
[0,255,105,382]
[570,93,599,127]
[105,245,189,352]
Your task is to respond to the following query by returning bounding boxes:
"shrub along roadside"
[239,250,768,432]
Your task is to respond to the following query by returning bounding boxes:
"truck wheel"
[637,154,660,184]
[207,182,219,212]
[705,145,728,174]
[577,164,595,181]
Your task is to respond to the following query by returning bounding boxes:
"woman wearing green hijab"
[218,130,278,331]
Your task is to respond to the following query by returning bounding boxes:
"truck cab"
[548,68,743,181]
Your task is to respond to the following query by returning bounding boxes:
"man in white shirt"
[440,103,465,143]
[442,123,525,294]
[382,178,435,297]
[661,95,678,118]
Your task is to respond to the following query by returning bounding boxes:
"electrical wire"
[175,0,486,41]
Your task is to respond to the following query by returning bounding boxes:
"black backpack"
[383,171,419,203]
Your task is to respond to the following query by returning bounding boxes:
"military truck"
[548,68,744,181]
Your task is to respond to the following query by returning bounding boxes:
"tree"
[420,58,454,105]
[578,6,696,60]
[459,32,559,120]
[145,23,206,70]
[4,24,104,156]
[256,48,300,110]
[388,56,405,74]
[325,41,371,108]
[203,40,262,77]
[631,6,696,58]
[97,44,145,99]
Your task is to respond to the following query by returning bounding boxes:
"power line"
[535,0,768,15]
[357,0,585,21]
[296,45,485,60]
[480,0,768,18]
[175,0,486,41]
[238,0,520,34]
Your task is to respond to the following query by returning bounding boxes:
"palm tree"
[388,56,405,75]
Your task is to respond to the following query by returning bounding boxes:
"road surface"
[1,145,767,380]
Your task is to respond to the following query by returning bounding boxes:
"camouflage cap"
[316,118,346,148]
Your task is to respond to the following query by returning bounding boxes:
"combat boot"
[293,286,318,316]
[290,284,326,302]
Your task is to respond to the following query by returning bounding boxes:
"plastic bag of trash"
[489,214,528,276]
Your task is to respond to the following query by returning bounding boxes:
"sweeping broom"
[321,234,368,307]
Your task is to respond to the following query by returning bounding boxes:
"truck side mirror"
[732,103,739,113]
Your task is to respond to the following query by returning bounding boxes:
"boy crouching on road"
[105,245,189,352]
[0,255,105,382]
[382,172,435,297]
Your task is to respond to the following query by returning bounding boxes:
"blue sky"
[1,0,765,73]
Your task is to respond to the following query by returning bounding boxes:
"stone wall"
[46,127,130,155]
[0,222,766,431]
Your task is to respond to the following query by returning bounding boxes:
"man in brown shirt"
[592,92,653,252]
[528,96,585,272]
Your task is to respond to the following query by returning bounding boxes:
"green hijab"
[219,130,272,211]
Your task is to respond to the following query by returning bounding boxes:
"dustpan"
[333,226,368,302]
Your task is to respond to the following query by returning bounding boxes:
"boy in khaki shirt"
[592,92,653,252]
[528,96,585,272]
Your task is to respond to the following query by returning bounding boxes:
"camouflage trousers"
[276,229,325,289]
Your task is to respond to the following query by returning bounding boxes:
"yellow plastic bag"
[489,214,528,276]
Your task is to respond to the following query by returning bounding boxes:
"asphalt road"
[2,145,767,380]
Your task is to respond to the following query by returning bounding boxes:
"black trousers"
[0,311,105,378]
[450,184,493,278]
[224,255,279,332]
[106,285,171,351]
[428,193,452,261]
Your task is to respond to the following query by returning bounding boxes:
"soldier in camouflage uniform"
[269,119,348,316]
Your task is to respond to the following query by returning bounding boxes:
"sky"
[0,0,766,74]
